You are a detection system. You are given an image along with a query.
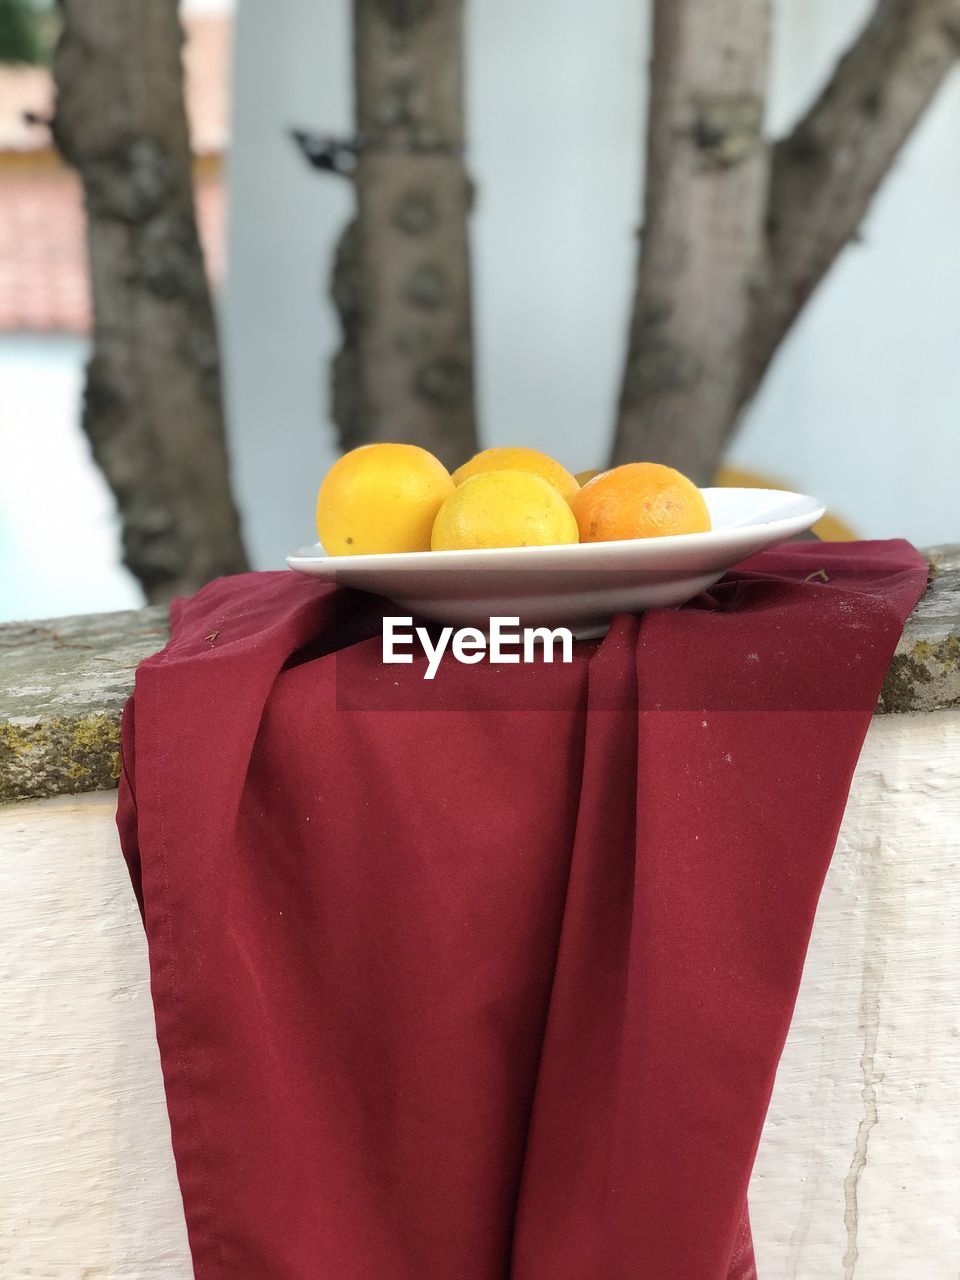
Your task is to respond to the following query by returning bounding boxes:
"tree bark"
[53,0,248,603]
[749,0,960,395]
[612,0,960,482]
[344,0,478,471]
[611,0,772,481]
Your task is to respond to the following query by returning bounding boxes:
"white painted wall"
[751,710,960,1276]
[2,710,959,1275]
[221,0,353,567]
[0,791,190,1277]
[0,336,141,621]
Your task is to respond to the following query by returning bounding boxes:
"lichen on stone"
[878,633,960,714]
[0,713,122,804]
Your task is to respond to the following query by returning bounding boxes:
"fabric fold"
[119,540,927,1279]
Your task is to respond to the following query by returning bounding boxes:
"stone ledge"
[924,544,960,576]
[1,607,168,803]
[1,554,958,802]
[877,558,960,714]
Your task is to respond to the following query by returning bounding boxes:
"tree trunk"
[748,0,960,398]
[53,0,248,603]
[612,0,960,483]
[344,0,478,471]
[611,0,772,482]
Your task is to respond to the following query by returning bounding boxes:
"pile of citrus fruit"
[315,444,711,555]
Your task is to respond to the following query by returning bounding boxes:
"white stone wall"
[751,710,960,1277]
[0,791,189,1277]
[1,710,958,1276]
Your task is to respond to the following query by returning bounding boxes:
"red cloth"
[118,540,926,1279]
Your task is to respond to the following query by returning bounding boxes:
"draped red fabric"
[117,540,926,1279]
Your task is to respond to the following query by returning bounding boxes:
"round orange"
[316,443,454,555]
[452,447,580,501]
[570,462,711,542]
[431,470,578,551]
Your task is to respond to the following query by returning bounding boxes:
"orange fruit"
[431,470,579,551]
[316,443,454,555]
[574,468,602,487]
[452,447,580,501]
[570,462,711,542]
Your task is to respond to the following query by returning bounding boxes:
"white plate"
[287,488,825,636]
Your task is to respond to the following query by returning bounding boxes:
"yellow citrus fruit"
[316,443,454,555]
[570,462,711,542]
[452,447,580,501]
[431,470,580,551]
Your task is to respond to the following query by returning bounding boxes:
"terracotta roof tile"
[0,171,225,334]
[0,15,229,334]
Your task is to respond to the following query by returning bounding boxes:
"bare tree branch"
[750,0,960,392]
[345,0,478,470]
[611,0,960,482]
[611,0,773,482]
[53,0,248,602]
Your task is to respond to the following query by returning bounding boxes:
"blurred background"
[1,0,958,623]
